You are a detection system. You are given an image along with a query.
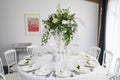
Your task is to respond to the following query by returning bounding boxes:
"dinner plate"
[34,67,50,76]
[85,60,98,68]
[84,55,91,60]
[74,66,90,74]
[24,55,32,60]
[18,59,31,66]
[55,70,71,78]
[21,65,38,72]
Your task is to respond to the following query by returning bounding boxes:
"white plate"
[24,55,32,60]
[55,70,71,78]
[34,67,50,76]
[21,65,38,72]
[18,59,30,66]
[84,55,91,60]
[85,60,98,68]
[74,66,90,74]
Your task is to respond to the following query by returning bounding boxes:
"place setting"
[55,69,73,78]
[73,65,91,74]
[20,64,39,72]
[18,59,31,66]
[24,55,32,60]
[33,66,51,77]
[84,59,98,68]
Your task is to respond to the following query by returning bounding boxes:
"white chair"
[110,73,120,80]
[114,58,120,73]
[102,50,113,74]
[0,58,4,75]
[0,58,18,80]
[4,49,17,73]
[26,45,40,56]
[90,46,101,60]
[0,73,6,80]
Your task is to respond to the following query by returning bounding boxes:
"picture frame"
[24,14,41,35]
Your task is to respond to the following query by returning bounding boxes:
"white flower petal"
[62,20,67,24]
[52,18,59,23]
[71,21,74,24]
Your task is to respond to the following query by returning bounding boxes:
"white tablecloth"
[18,53,110,80]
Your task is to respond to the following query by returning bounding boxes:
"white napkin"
[18,59,30,66]
[87,60,97,65]
[85,60,98,68]
[21,65,38,72]
[34,67,50,76]
[24,55,32,60]
[55,70,71,78]
[75,65,90,74]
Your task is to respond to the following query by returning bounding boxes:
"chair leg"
[8,66,10,74]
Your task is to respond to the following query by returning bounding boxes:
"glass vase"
[53,33,64,62]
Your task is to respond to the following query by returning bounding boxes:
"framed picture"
[24,14,41,35]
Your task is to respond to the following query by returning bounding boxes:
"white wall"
[0,0,98,65]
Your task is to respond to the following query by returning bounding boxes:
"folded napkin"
[21,65,38,72]
[24,55,32,59]
[85,60,98,68]
[87,60,97,65]
[55,70,71,78]
[18,59,31,66]
[75,65,90,74]
[34,67,50,76]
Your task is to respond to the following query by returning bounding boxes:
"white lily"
[50,29,54,33]
[62,20,68,25]
[52,18,59,23]
[71,20,74,24]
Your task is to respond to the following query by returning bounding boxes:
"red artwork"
[25,14,40,35]
[27,18,39,32]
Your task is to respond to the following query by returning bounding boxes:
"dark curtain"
[98,0,108,65]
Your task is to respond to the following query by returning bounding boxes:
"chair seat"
[5,72,18,80]
[0,73,5,80]
[0,57,18,80]
[110,73,120,80]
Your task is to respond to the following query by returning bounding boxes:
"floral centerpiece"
[41,4,78,47]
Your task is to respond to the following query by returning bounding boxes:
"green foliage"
[41,4,78,46]
[77,65,80,69]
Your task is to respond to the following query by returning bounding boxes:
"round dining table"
[17,52,110,80]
